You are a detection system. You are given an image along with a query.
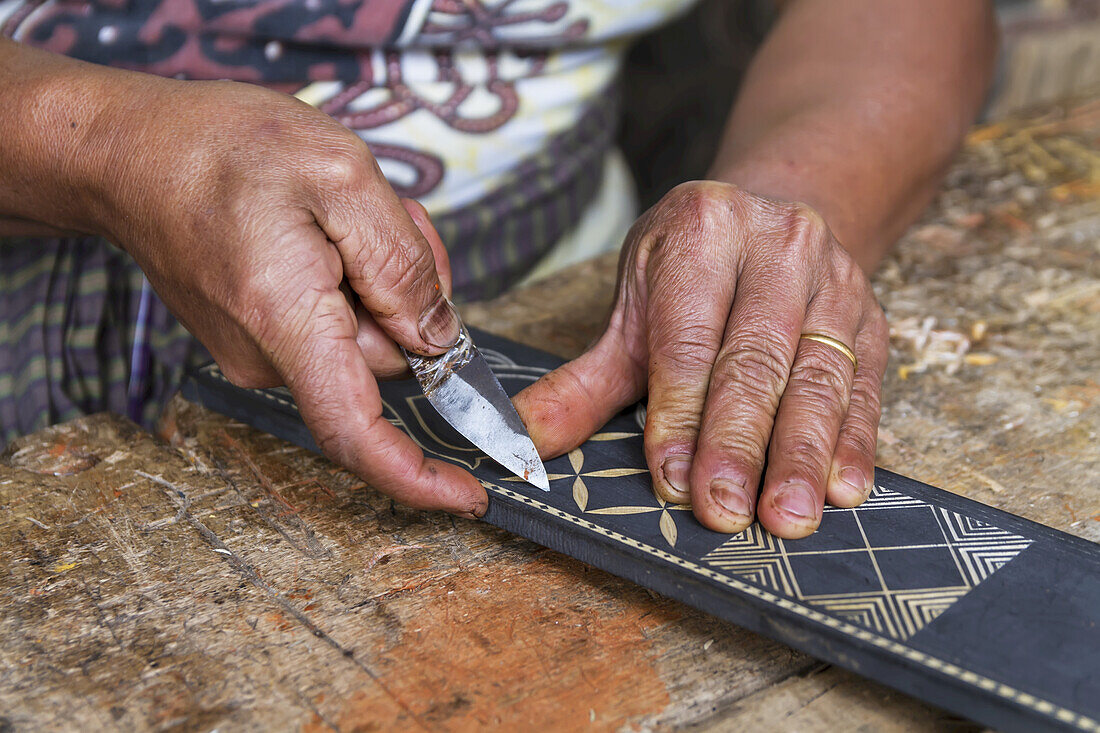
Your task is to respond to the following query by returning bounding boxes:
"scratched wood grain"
[0,99,1097,731]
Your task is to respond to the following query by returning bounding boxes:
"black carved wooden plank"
[181,328,1100,733]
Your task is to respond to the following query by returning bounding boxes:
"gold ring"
[800,333,858,370]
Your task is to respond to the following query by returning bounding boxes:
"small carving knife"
[404,323,550,491]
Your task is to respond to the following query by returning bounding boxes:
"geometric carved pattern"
[955,544,1029,585]
[893,589,973,638]
[703,525,793,595]
[474,349,1037,643]
[702,486,1034,640]
[716,556,793,597]
[857,485,929,509]
[939,512,1035,585]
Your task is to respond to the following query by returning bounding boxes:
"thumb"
[514,328,645,459]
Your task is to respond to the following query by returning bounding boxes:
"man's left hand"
[515,181,889,539]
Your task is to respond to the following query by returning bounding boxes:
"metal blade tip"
[511,439,549,492]
[526,459,550,491]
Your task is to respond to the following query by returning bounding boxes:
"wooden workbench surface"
[1,100,1097,732]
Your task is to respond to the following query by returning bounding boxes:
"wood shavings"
[890,317,975,377]
[366,544,427,570]
[1024,280,1100,309]
[963,101,1100,205]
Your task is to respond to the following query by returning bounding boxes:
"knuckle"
[644,409,704,458]
[707,430,769,470]
[644,424,698,464]
[788,360,850,407]
[756,202,832,270]
[666,180,738,230]
[782,431,831,466]
[832,253,867,291]
[841,425,877,460]
[307,290,358,340]
[645,402,701,438]
[866,340,889,377]
[644,391,703,445]
[661,348,714,376]
[852,380,884,418]
[653,329,721,374]
[843,387,882,451]
[366,241,434,301]
[712,337,792,404]
[319,146,371,190]
[870,304,888,334]
[315,402,385,466]
[782,202,830,244]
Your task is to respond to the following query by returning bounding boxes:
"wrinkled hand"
[516,182,888,538]
[99,78,487,517]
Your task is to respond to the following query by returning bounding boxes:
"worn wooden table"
[2,100,1098,732]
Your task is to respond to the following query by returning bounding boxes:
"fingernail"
[710,479,752,519]
[773,482,819,520]
[419,296,460,350]
[839,466,870,498]
[660,455,692,500]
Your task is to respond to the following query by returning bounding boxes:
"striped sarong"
[0,237,205,447]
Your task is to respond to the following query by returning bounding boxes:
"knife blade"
[404,325,549,491]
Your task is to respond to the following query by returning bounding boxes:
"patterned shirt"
[2,0,696,298]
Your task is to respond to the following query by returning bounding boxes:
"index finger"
[273,288,487,516]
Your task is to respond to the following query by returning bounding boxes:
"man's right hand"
[0,52,488,517]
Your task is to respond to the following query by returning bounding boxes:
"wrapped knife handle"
[403,324,476,395]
